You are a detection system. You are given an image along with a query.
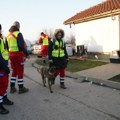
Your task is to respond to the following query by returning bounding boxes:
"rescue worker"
[0,24,13,114]
[6,21,30,94]
[48,29,68,89]
[38,32,51,63]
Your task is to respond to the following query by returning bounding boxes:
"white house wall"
[75,15,119,53]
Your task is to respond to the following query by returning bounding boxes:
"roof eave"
[64,9,120,25]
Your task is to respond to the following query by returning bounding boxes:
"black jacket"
[48,39,68,68]
[0,39,9,72]
[0,53,8,70]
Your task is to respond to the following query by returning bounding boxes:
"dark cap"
[13,21,20,29]
[41,32,44,35]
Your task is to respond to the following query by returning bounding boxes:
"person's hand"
[5,67,10,74]
[26,55,30,59]
[67,59,69,63]
[49,59,53,63]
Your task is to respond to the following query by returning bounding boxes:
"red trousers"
[0,70,8,96]
[9,52,24,79]
[41,45,48,58]
[54,68,65,78]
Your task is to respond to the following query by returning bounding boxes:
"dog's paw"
[43,85,46,87]
[50,91,53,93]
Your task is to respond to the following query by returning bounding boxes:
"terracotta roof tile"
[64,0,120,25]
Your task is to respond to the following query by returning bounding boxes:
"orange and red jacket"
[38,33,51,45]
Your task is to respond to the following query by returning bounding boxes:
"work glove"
[5,67,10,74]
[49,59,53,63]
[66,59,69,63]
[26,55,30,59]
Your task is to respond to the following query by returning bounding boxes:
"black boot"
[0,103,9,114]
[10,83,17,94]
[10,87,17,93]
[3,96,14,105]
[60,83,67,89]
[19,86,29,94]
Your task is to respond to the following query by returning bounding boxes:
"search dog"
[37,66,55,93]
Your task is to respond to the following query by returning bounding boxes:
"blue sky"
[1,0,102,41]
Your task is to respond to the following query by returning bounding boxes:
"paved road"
[1,55,120,120]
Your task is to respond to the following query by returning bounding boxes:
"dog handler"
[0,24,14,114]
[48,29,69,89]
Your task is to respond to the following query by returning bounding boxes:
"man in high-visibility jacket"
[48,29,69,89]
[0,24,13,114]
[38,32,51,63]
[6,21,30,94]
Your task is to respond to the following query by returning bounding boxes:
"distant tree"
[42,28,54,38]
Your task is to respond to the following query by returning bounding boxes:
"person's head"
[13,21,20,29]
[41,32,44,35]
[54,29,64,40]
[41,32,47,37]
[9,26,19,32]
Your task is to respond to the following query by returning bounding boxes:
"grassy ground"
[36,58,108,72]
[109,74,120,82]
[66,59,108,72]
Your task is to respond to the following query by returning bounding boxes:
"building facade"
[64,0,120,53]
